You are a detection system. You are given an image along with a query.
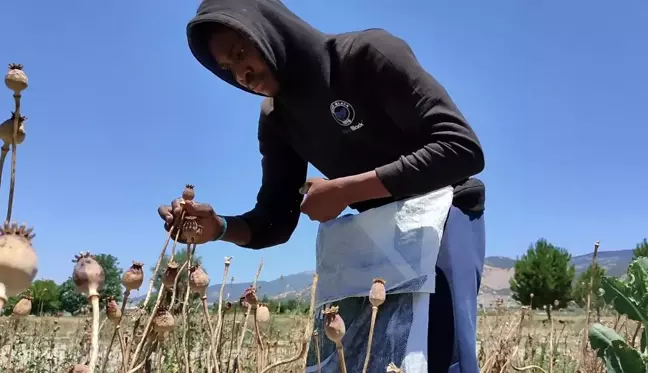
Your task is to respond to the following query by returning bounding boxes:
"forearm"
[218,216,252,246]
[335,170,392,206]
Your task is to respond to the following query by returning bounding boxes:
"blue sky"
[0,1,646,289]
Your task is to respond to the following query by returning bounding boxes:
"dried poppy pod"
[243,286,258,307]
[162,261,179,288]
[182,216,203,243]
[72,252,105,298]
[121,261,144,291]
[0,113,26,146]
[369,278,386,307]
[0,222,38,310]
[5,63,28,93]
[68,364,89,373]
[255,303,270,325]
[182,184,195,201]
[189,264,209,296]
[12,293,32,317]
[225,301,232,311]
[323,305,346,344]
[105,296,121,323]
[152,305,175,334]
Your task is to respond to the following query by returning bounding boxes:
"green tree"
[510,238,576,320]
[58,278,86,314]
[2,279,61,316]
[30,279,61,315]
[571,263,606,319]
[632,238,648,260]
[58,253,124,313]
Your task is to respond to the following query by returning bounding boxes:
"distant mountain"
[484,256,516,269]
[570,249,635,277]
[478,250,635,306]
[132,250,636,307]
[131,271,316,305]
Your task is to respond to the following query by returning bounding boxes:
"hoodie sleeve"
[350,29,485,198]
[232,98,308,249]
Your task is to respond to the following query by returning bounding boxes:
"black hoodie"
[187,0,486,249]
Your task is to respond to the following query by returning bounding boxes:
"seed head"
[323,305,345,344]
[0,112,26,146]
[182,216,203,244]
[369,278,386,307]
[5,63,28,93]
[106,296,121,323]
[162,261,179,288]
[189,264,210,296]
[224,256,232,266]
[225,301,232,311]
[72,252,105,298]
[12,293,32,317]
[121,261,144,291]
[152,305,175,334]
[182,184,195,201]
[0,222,38,303]
[243,286,258,307]
[255,303,270,325]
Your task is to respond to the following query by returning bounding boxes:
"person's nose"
[233,65,253,87]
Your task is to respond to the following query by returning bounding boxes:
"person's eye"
[236,47,245,61]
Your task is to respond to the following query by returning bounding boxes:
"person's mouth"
[249,80,265,93]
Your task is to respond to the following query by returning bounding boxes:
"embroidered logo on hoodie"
[330,100,364,133]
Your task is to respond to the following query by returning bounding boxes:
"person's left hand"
[300,177,349,222]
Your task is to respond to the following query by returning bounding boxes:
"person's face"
[208,28,280,97]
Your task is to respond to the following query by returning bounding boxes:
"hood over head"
[187,0,330,96]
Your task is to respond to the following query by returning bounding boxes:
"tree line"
[510,237,648,319]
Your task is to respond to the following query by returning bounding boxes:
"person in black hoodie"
[158,0,486,372]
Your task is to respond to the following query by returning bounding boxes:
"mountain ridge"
[131,249,635,305]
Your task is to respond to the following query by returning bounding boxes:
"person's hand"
[300,177,349,223]
[157,199,224,244]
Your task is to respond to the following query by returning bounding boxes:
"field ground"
[0,307,639,372]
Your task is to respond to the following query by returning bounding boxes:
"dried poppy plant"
[211,256,233,373]
[363,278,386,373]
[72,252,105,373]
[0,222,37,311]
[12,292,32,318]
[0,112,25,190]
[100,260,144,373]
[4,63,29,222]
[324,305,348,373]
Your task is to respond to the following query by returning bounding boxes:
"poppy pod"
[369,278,386,307]
[255,303,270,325]
[162,261,179,288]
[152,305,175,334]
[12,294,32,317]
[106,296,121,323]
[122,261,144,291]
[323,305,346,344]
[72,252,105,298]
[0,113,26,146]
[243,286,258,307]
[4,63,28,93]
[189,264,210,296]
[0,222,38,309]
[182,216,202,244]
[182,184,195,201]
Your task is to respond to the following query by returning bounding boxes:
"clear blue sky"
[1,1,646,289]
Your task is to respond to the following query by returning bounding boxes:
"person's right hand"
[157,199,225,244]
